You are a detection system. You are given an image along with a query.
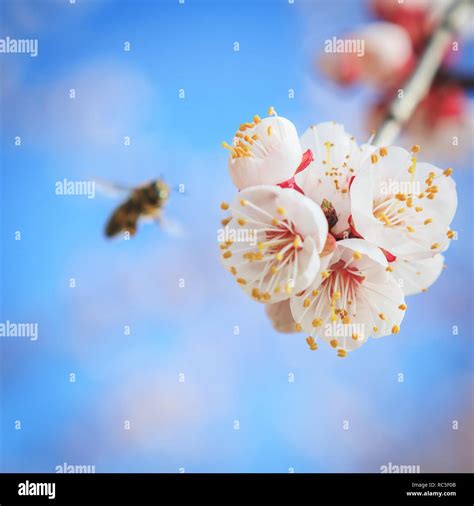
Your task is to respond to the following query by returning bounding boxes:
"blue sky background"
[0,0,473,473]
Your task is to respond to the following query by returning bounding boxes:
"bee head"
[153,180,170,201]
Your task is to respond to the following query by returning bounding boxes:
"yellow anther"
[418,192,425,198]
[277,207,285,215]
[267,126,272,136]
[371,154,378,164]
[293,236,301,248]
[447,230,455,239]
[275,252,283,261]
[321,271,330,279]
[253,115,261,124]
[268,106,275,116]
[312,290,319,297]
[352,333,358,340]
[221,217,231,226]
[443,167,453,177]
[285,284,292,294]
[240,199,247,206]
[312,318,322,328]
[223,251,232,259]
[406,197,413,208]
[398,304,407,310]
[397,208,406,214]
[220,202,229,210]
[236,278,247,285]
[251,288,260,298]
[244,135,254,145]
[295,323,302,332]
[411,144,420,153]
[373,326,378,333]
[379,147,388,157]
[270,265,278,275]
[337,349,347,358]
[257,242,266,251]
[342,316,351,324]
[237,218,246,226]
[415,207,423,213]
[303,298,311,308]
[424,218,432,225]
[306,336,318,350]
[378,313,385,320]
[431,243,440,250]
[230,266,237,275]
[262,292,271,301]
[330,339,338,348]
[406,226,415,233]
[391,325,400,334]
[395,193,406,201]
[333,291,341,300]
[352,251,362,260]
[386,266,393,272]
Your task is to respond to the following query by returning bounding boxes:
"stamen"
[443,168,453,177]
[306,336,318,350]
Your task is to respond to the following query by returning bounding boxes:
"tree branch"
[373,0,473,147]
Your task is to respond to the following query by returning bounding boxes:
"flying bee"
[103,179,171,238]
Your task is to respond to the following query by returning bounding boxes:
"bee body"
[105,180,169,238]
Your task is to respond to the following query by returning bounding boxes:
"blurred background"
[0,0,472,473]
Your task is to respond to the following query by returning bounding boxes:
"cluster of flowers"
[319,0,472,158]
[219,109,457,356]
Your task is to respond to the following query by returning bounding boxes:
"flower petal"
[265,299,297,334]
[296,122,371,236]
[227,116,302,190]
[290,239,405,354]
[350,146,457,259]
[389,254,445,296]
[220,185,327,303]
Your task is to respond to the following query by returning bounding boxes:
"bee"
[104,179,170,238]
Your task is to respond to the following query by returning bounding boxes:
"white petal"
[228,116,302,190]
[296,122,364,236]
[290,239,405,354]
[220,185,327,303]
[389,254,445,296]
[265,300,296,334]
[350,146,457,259]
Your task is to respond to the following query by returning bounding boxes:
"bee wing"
[94,178,134,198]
[156,215,185,238]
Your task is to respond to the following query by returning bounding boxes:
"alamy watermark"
[325,322,365,340]
[0,36,38,57]
[55,462,96,473]
[380,462,421,473]
[217,227,258,246]
[324,37,364,57]
[0,320,38,341]
[55,179,96,199]
[380,179,421,196]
